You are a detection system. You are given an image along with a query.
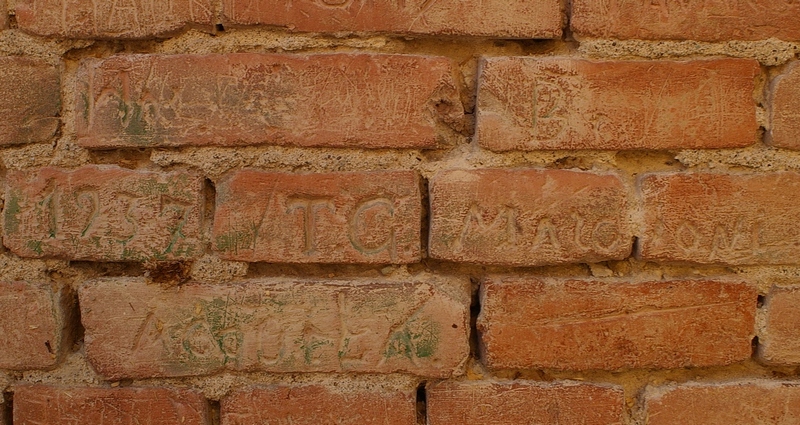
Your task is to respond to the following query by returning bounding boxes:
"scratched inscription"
[223,0,562,38]
[3,166,204,261]
[640,172,800,265]
[429,169,632,266]
[76,53,460,148]
[14,386,209,425]
[15,0,214,38]
[79,278,469,379]
[213,170,421,264]
[476,57,758,151]
[479,278,756,370]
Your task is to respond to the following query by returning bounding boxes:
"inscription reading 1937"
[79,278,470,379]
[213,170,421,264]
[3,166,204,261]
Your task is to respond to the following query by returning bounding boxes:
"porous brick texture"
[2,0,800,423]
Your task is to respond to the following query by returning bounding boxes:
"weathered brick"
[0,57,60,145]
[0,0,7,30]
[213,170,421,264]
[769,62,800,150]
[15,0,214,39]
[479,278,755,371]
[476,57,758,151]
[644,381,800,425]
[79,277,469,379]
[639,172,800,265]
[76,53,461,149]
[427,381,624,425]
[223,0,562,39]
[221,385,415,425]
[14,385,210,425]
[429,169,632,266]
[759,285,800,366]
[0,282,73,370]
[4,166,204,261]
[572,0,800,42]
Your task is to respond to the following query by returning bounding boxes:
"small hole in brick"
[452,323,458,329]
[216,24,225,32]
[44,340,53,354]
[757,295,765,308]
[415,382,427,425]
[751,336,760,357]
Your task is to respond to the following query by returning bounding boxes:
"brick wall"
[1,1,800,424]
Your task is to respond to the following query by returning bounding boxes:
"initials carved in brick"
[429,169,632,266]
[76,53,461,149]
[3,166,204,261]
[213,170,421,264]
[15,0,214,38]
[79,277,470,379]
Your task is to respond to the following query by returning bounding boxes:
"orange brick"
[429,169,632,266]
[0,57,60,145]
[76,53,461,149]
[476,57,758,151]
[0,0,7,30]
[222,0,562,39]
[213,170,421,264]
[644,381,800,425]
[759,286,800,366]
[427,381,624,425]
[79,277,469,379]
[639,172,800,265]
[769,62,800,149]
[0,282,73,370]
[4,166,204,261]
[572,0,800,41]
[221,385,415,425]
[14,385,210,425]
[15,0,213,39]
[479,278,755,371]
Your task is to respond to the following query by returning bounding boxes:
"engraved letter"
[287,197,335,255]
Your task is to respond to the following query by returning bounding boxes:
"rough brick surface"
[4,166,204,261]
[222,385,415,425]
[214,170,421,264]
[759,286,800,366]
[0,0,7,30]
[14,385,210,425]
[429,169,632,266]
[427,381,624,425]
[476,57,758,151]
[0,57,60,145]
[644,381,800,425]
[769,62,800,150]
[478,278,756,371]
[76,53,461,149]
[0,282,72,370]
[15,0,214,39]
[79,277,470,379]
[572,0,800,41]
[640,172,800,265]
[223,0,562,39]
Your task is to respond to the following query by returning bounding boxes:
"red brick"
[4,166,204,261]
[15,0,213,39]
[0,282,73,370]
[79,277,469,379]
[476,57,758,151]
[769,62,800,149]
[427,381,624,425]
[213,170,421,264]
[639,172,800,265]
[429,169,632,266]
[0,57,60,145]
[14,385,210,425]
[644,381,800,425]
[572,0,800,41]
[479,278,755,371]
[759,285,800,366]
[221,385,415,425]
[223,0,562,39]
[76,53,461,149]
